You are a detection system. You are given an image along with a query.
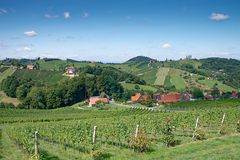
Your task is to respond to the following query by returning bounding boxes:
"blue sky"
[0,0,240,62]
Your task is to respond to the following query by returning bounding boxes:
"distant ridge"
[125,56,158,63]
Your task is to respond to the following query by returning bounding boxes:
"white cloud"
[161,43,172,49]
[82,12,89,18]
[0,9,8,15]
[24,31,38,37]
[45,14,59,19]
[63,12,70,19]
[209,13,229,21]
[16,46,32,52]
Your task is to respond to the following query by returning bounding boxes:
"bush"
[194,128,206,140]
[219,125,228,135]
[91,145,110,160]
[91,149,105,160]
[162,119,176,147]
[95,101,106,108]
[129,131,150,152]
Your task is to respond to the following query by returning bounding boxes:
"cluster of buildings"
[131,91,239,105]
[64,66,79,77]
[131,92,187,105]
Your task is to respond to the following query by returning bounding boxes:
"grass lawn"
[149,134,240,160]
[121,82,158,92]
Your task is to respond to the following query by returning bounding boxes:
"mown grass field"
[154,67,170,86]
[13,69,68,84]
[0,68,16,84]
[38,60,98,71]
[0,91,20,106]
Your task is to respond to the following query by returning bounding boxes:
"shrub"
[162,119,176,147]
[194,128,206,140]
[91,146,110,160]
[219,125,228,135]
[91,149,105,160]
[129,131,150,152]
[95,101,106,108]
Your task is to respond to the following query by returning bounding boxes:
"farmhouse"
[88,96,109,107]
[154,93,182,104]
[26,64,34,69]
[64,66,79,77]
[131,93,151,103]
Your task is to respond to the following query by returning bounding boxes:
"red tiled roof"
[89,96,109,105]
[157,93,181,103]
[131,93,142,102]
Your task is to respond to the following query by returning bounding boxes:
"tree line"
[1,74,124,109]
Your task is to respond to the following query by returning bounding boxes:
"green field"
[121,82,158,92]
[154,67,170,86]
[199,79,235,92]
[170,76,186,90]
[0,68,16,84]
[0,91,20,106]
[38,60,98,71]
[12,69,68,84]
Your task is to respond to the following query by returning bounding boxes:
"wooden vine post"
[219,113,226,134]
[192,117,199,138]
[221,113,226,125]
[92,126,97,144]
[135,124,139,138]
[34,130,39,160]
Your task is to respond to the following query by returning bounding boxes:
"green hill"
[1,56,239,92]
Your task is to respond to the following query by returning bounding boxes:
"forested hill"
[199,58,240,89]
[125,56,157,64]
[0,56,240,90]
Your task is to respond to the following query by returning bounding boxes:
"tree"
[211,84,220,98]
[45,87,63,109]
[135,85,140,90]
[192,88,204,99]
[23,87,46,109]
[16,83,32,100]
[1,76,19,97]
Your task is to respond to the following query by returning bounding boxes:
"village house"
[26,64,34,69]
[131,93,151,103]
[64,66,79,77]
[154,93,182,105]
[88,96,110,107]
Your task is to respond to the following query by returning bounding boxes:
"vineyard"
[0,104,240,160]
